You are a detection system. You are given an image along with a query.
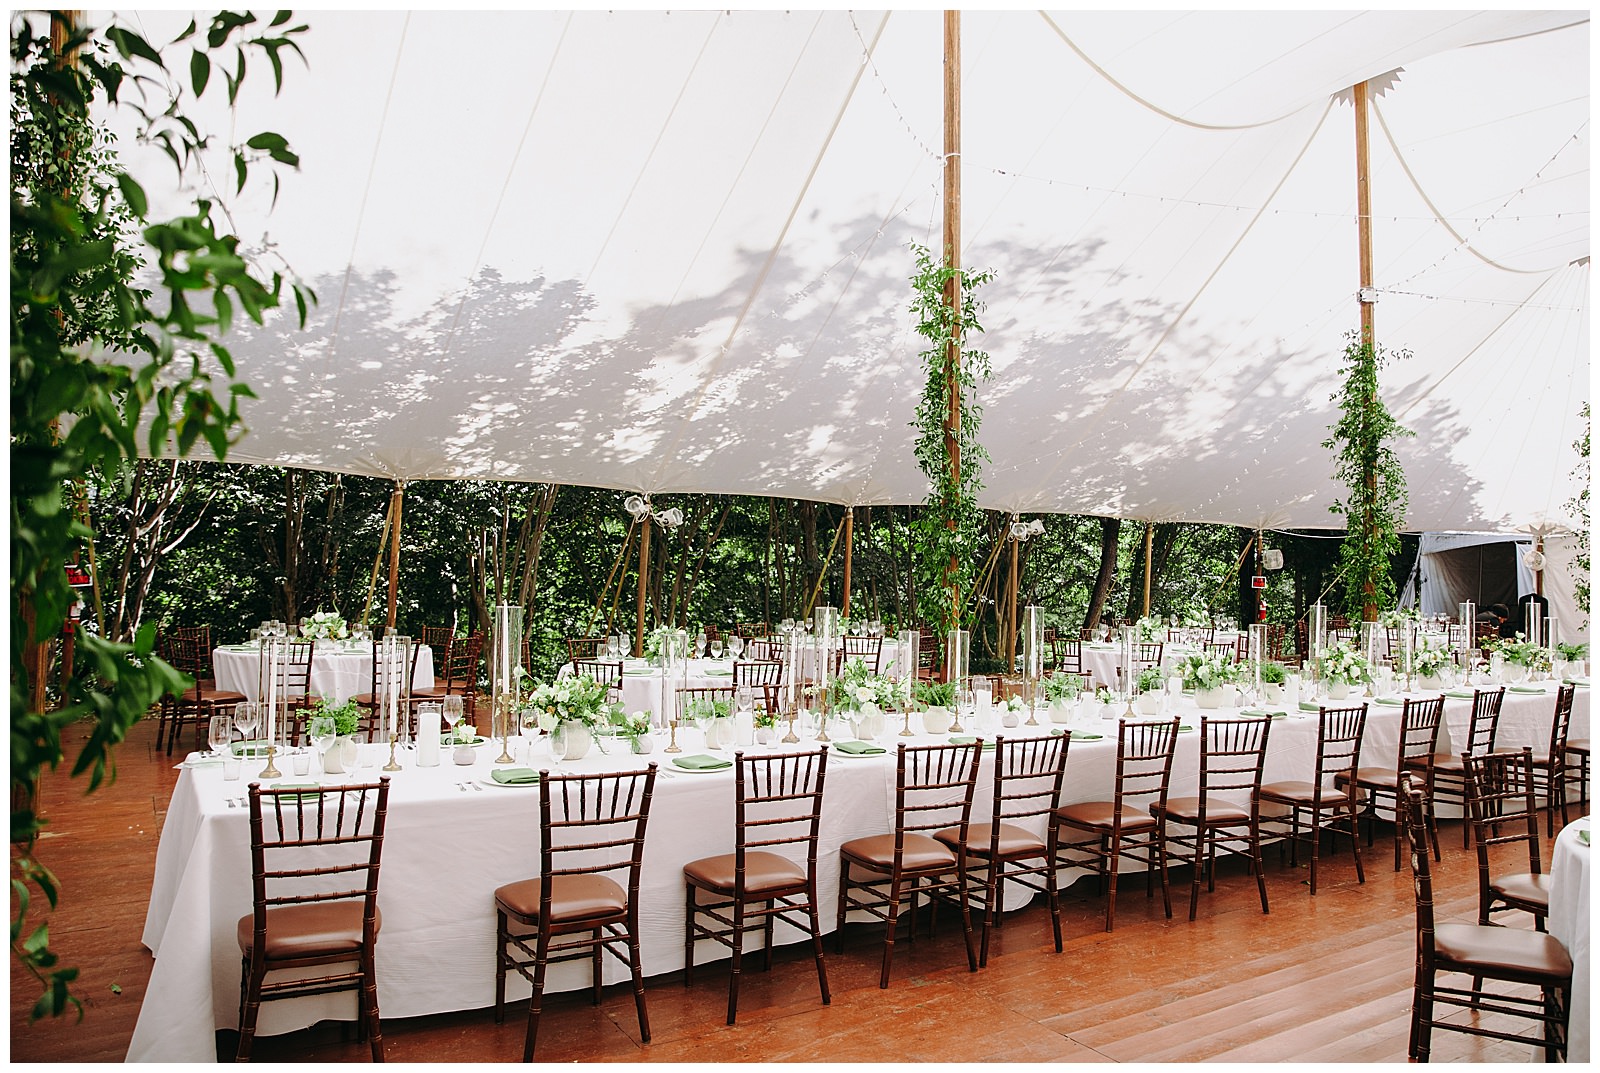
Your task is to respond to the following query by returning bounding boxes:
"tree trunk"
[1085,516,1121,632]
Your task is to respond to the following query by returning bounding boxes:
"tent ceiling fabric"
[114,10,1589,531]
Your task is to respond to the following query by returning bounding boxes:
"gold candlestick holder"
[781,701,800,744]
[383,732,402,772]
[664,718,682,753]
[259,744,282,780]
[494,695,517,764]
[1024,678,1041,727]
[900,706,915,737]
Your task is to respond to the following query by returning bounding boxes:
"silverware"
[456,782,469,792]
[469,782,483,791]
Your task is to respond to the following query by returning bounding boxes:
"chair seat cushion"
[495,874,627,924]
[1055,801,1158,832]
[933,821,1044,858]
[1338,766,1402,791]
[181,686,247,707]
[1152,796,1252,825]
[1566,738,1589,755]
[350,693,379,707]
[1428,753,1465,775]
[1260,780,1350,806]
[683,851,807,896]
[1434,922,1572,979]
[1493,871,1551,910]
[840,832,957,873]
[236,902,379,960]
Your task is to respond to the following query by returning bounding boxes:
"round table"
[1549,816,1590,1061]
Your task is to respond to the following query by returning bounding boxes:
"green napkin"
[1298,701,1322,712]
[232,739,272,757]
[949,735,996,750]
[1069,731,1104,741]
[673,754,732,771]
[268,781,321,800]
[834,740,886,755]
[1373,696,1403,706]
[1177,725,1194,733]
[1564,677,1590,687]
[703,668,734,677]
[1509,684,1548,694]
[491,767,540,785]
[1241,709,1288,719]
[1578,828,1590,846]
[1444,689,1477,699]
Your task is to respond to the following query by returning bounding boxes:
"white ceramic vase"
[921,707,954,735]
[1326,680,1350,700]
[321,736,357,773]
[559,721,594,761]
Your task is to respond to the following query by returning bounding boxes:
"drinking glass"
[442,696,464,738]
[312,720,337,776]
[709,637,725,661]
[233,702,260,746]
[207,711,233,758]
[695,632,708,659]
[728,635,745,660]
[519,708,542,764]
[549,722,570,765]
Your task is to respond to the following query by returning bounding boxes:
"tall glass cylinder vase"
[899,629,919,690]
[1360,621,1382,696]
[1249,623,1268,696]
[945,629,969,689]
[1308,602,1327,693]
[490,604,523,763]
[1021,606,1044,679]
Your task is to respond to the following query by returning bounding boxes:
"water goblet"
[728,635,745,660]
[549,722,570,765]
[442,696,465,738]
[233,702,260,748]
[519,708,541,764]
[208,710,233,759]
[710,637,725,661]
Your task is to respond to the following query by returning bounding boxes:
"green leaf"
[189,49,210,96]
[114,172,148,218]
[104,27,164,67]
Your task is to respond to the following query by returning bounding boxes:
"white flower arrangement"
[524,674,619,730]
[642,625,680,662]
[1321,640,1371,685]
[1133,616,1164,643]
[1411,636,1453,678]
[996,694,1028,715]
[301,611,349,640]
[1177,652,1238,691]
[829,657,910,711]
[1041,673,1085,703]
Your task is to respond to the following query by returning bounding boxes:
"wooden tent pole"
[385,481,405,630]
[1354,79,1379,623]
[841,508,854,618]
[362,492,396,628]
[1142,522,1154,618]
[1005,527,1020,666]
[635,516,651,658]
[941,8,963,626]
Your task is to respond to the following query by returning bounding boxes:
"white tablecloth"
[127,689,1582,1062]
[1550,816,1590,1062]
[213,644,435,705]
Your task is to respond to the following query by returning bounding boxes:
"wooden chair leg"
[683,886,696,986]
[805,885,831,1006]
[725,899,745,1025]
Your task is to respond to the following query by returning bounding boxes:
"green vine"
[907,242,995,641]
[1568,402,1589,618]
[1322,333,1413,620]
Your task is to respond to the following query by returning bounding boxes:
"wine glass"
[208,710,233,759]
[519,707,542,764]
[310,713,337,775]
[549,722,571,765]
[442,696,464,740]
[728,635,745,661]
[694,631,708,660]
[709,636,725,661]
[233,702,260,751]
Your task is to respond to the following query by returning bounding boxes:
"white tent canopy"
[112,10,1590,533]
[1411,531,1587,645]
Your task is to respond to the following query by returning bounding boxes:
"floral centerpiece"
[1556,641,1588,662]
[830,657,910,713]
[525,674,620,731]
[608,710,655,753]
[1134,666,1166,693]
[1380,606,1420,628]
[301,610,349,641]
[1133,616,1164,643]
[913,679,957,734]
[1041,673,1085,703]
[642,625,682,663]
[1320,640,1370,697]
[1179,609,1211,628]
[1411,636,1453,683]
[1494,635,1549,680]
[1177,652,1238,708]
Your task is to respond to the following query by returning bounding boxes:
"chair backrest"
[745,639,776,661]
[441,633,484,695]
[164,629,215,688]
[1394,696,1445,781]
[566,636,605,663]
[892,741,982,847]
[573,659,623,696]
[1052,638,1082,674]
[1463,747,1542,881]
[1132,642,1164,668]
[733,659,783,688]
[1204,642,1235,664]
[421,626,456,662]
[1112,718,1180,816]
[1196,716,1272,813]
[538,767,657,915]
[1398,773,1439,951]
[365,636,412,703]
[841,635,883,673]
[736,622,769,639]
[1463,687,1506,756]
[1313,704,1368,797]
[732,748,828,885]
[245,777,390,955]
[1548,684,1576,759]
[677,686,736,722]
[987,734,1070,834]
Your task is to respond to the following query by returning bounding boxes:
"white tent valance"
[109,10,1589,531]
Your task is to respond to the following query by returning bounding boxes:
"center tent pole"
[386,481,405,631]
[941,9,963,624]
[635,515,652,658]
[841,508,854,618]
[1353,79,1379,623]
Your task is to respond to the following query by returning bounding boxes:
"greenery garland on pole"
[10,10,311,1019]
[1322,332,1414,620]
[907,241,995,641]
[1567,402,1589,619]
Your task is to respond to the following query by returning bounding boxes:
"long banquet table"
[212,642,435,706]
[128,679,1587,1061]
[1549,815,1590,1062]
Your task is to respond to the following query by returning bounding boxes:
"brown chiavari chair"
[1051,718,1178,932]
[836,741,982,988]
[158,626,247,756]
[409,632,484,726]
[264,639,319,745]
[1527,684,1576,836]
[1131,642,1164,671]
[841,635,884,674]
[1259,704,1367,895]
[733,659,783,691]
[1052,637,1083,675]
[565,636,605,663]
[494,766,658,1062]
[1424,687,1503,847]
[736,622,769,639]
[1565,738,1589,812]
[572,659,624,708]
[420,625,456,662]
[1150,715,1272,921]
[936,733,1070,966]
[1400,774,1570,1062]
[683,748,830,1024]
[1204,641,1235,664]
[236,777,391,1061]
[744,638,776,661]
[1337,695,1444,870]
[1463,747,1549,931]
[351,637,415,739]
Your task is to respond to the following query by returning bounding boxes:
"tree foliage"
[1322,334,1413,620]
[10,9,310,1019]
[1569,402,1589,619]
